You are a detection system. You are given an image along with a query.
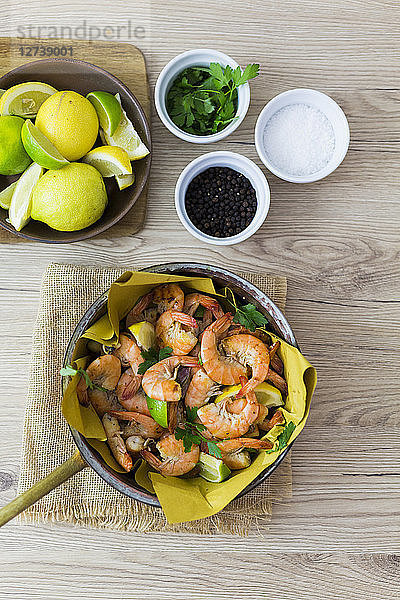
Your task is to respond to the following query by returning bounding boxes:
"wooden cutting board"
[0,37,150,243]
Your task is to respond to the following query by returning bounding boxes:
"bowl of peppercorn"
[175,151,270,245]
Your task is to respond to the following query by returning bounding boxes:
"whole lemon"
[35,91,99,161]
[31,162,107,231]
[0,115,32,175]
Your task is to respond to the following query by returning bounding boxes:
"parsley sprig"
[233,302,269,332]
[137,346,173,375]
[175,407,222,459]
[60,364,107,392]
[166,62,259,135]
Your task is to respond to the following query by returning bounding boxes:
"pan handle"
[0,451,87,528]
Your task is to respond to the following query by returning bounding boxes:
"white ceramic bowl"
[255,88,350,183]
[155,49,250,144]
[175,151,270,245]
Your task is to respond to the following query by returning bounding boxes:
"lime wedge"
[101,93,150,160]
[81,145,132,177]
[215,382,283,408]
[115,172,135,190]
[9,162,43,231]
[21,119,69,170]
[198,452,231,483]
[146,396,168,428]
[254,382,283,408]
[128,321,156,350]
[0,180,18,210]
[0,82,57,117]
[0,90,5,98]
[87,91,122,137]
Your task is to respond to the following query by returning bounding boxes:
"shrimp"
[141,434,199,476]
[197,389,259,439]
[126,292,154,327]
[153,284,184,313]
[102,413,132,472]
[86,388,123,417]
[221,334,270,397]
[156,310,198,355]
[142,355,199,402]
[216,438,273,470]
[76,354,121,407]
[116,377,150,414]
[267,369,288,395]
[259,408,285,431]
[110,410,165,439]
[200,313,247,385]
[112,334,143,373]
[185,367,221,408]
[184,293,224,319]
[125,435,146,455]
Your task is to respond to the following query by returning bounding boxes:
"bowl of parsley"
[155,49,259,143]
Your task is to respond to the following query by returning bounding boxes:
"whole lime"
[35,91,99,161]
[31,163,107,231]
[0,115,32,175]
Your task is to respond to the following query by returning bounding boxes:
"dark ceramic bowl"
[63,263,298,507]
[0,58,151,243]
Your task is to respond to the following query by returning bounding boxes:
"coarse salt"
[262,103,335,177]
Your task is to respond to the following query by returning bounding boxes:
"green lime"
[21,119,69,170]
[31,162,107,231]
[87,91,122,136]
[145,396,168,428]
[0,180,18,210]
[0,115,32,175]
[9,162,44,231]
[128,321,156,351]
[197,452,231,483]
[101,93,150,160]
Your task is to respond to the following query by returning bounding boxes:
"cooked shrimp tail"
[102,413,132,472]
[141,434,199,476]
[142,355,199,402]
[109,410,164,438]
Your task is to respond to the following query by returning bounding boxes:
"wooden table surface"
[0,1,399,598]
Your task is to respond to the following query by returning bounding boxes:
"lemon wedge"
[81,145,132,177]
[0,180,18,210]
[215,382,283,408]
[9,162,44,231]
[21,119,69,170]
[101,93,150,160]
[115,172,135,190]
[87,91,122,137]
[128,321,156,351]
[0,82,57,117]
[198,452,231,483]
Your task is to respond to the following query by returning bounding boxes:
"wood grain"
[0,0,399,598]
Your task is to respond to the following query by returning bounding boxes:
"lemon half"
[0,82,57,117]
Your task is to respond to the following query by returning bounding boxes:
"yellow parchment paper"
[61,270,316,523]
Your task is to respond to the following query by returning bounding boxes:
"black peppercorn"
[184,167,257,238]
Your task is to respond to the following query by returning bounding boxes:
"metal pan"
[0,263,297,525]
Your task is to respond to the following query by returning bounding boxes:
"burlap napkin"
[18,263,292,535]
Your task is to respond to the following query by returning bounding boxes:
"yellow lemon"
[35,91,99,161]
[31,162,107,231]
[81,145,132,177]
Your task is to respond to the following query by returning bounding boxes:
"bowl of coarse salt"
[255,88,350,183]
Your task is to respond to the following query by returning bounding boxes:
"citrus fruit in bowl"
[0,58,151,243]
